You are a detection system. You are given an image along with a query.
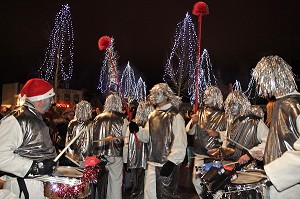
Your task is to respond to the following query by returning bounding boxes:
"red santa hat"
[20,78,55,102]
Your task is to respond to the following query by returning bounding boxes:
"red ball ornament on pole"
[98,36,111,50]
[192,1,209,113]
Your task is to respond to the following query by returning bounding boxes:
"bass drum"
[43,166,89,199]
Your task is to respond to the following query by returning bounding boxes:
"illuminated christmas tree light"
[233,77,257,99]
[97,37,120,94]
[39,4,74,86]
[135,77,147,102]
[163,13,197,97]
[188,49,217,105]
[121,62,136,103]
[232,80,242,91]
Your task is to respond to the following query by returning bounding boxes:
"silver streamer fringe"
[204,86,224,109]
[75,100,92,122]
[135,100,154,126]
[104,93,122,113]
[252,55,297,98]
[224,90,251,120]
[251,105,264,119]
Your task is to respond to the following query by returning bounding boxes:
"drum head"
[231,170,266,185]
[53,166,83,178]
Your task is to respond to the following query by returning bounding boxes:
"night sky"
[1,0,300,99]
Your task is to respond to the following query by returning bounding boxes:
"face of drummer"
[154,90,168,107]
[229,102,242,117]
[203,90,214,107]
[34,97,54,114]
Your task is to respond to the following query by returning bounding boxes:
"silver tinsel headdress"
[75,100,92,122]
[135,100,154,126]
[252,55,297,98]
[204,86,223,109]
[148,83,182,108]
[104,93,122,113]
[250,105,264,119]
[224,90,251,119]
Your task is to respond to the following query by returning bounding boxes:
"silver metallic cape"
[92,112,124,157]
[264,95,300,164]
[13,101,56,161]
[127,133,148,169]
[66,120,93,162]
[128,101,154,169]
[193,106,226,155]
[148,107,178,164]
[226,114,260,161]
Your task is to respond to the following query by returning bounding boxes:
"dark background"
[1,0,300,100]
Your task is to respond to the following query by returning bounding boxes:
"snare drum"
[223,170,267,199]
[42,166,89,199]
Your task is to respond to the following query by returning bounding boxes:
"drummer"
[0,78,57,199]
[65,100,93,167]
[92,93,128,199]
[208,90,268,165]
[186,86,226,198]
[252,55,300,198]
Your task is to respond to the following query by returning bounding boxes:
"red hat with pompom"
[20,78,55,102]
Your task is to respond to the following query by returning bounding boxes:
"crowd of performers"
[0,55,300,199]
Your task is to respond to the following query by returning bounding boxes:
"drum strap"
[17,177,29,199]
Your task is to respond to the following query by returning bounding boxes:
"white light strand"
[163,13,197,97]
[135,77,147,102]
[120,62,136,103]
[188,49,218,105]
[233,77,257,99]
[39,4,74,82]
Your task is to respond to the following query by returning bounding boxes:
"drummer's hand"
[129,121,139,133]
[238,154,251,165]
[206,129,219,137]
[26,159,56,176]
[251,150,264,161]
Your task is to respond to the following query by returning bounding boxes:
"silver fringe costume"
[127,101,154,199]
[65,100,93,164]
[13,100,56,161]
[264,95,300,164]
[252,55,300,198]
[92,93,125,157]
[127,101,154,169]
[92,93,126,199]
[252,55,300,164]
[224,91,260,161]
[193,106,226,155]
[145,83,186,199]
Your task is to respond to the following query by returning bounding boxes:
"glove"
[26,159,56,176]
[129,121,139,133]
[266,180,273,187]
[160,161,176,177]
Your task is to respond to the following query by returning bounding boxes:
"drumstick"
[236,171,267,178]
[224,135,253,155]
[54,123,84,162]
[64,153,81,167]
[223,161,239,166]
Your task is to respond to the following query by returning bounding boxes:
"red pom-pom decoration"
[84,155,100,167]
[98,36,111,50]
[192,1,209,16]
